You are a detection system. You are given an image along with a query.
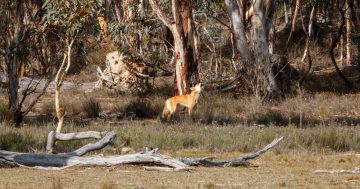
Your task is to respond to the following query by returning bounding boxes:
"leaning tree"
[42,0,102,132]
[0,0,56,126]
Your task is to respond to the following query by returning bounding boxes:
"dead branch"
[96,66,116,88]
[0,134,283,172]
[179,137,283,167]
[46,131,113,154]
[0,149,191,172]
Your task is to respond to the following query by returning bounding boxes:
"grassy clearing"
[1,121,359,154]
[1,87,360,153]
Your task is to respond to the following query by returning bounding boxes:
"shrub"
[124,98,159,119]
[0,133,40,152]
[82,98,101,118]
[0,101,7,121]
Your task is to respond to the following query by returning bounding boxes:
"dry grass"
[0,152,359,189]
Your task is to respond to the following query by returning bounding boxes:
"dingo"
[161,83,202,121]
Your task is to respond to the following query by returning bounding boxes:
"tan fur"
[161,83,202,121]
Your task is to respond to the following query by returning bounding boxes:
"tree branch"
[149,0,174,29]
[329,0,353,89]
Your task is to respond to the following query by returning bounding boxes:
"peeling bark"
[345,0,352,65]
[225,0,253,62]
[149,0,199,95]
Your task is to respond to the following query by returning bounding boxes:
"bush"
[82,98,101,118]
[0,101,7,121]
[124,98,160,119]
[0,133,40,152]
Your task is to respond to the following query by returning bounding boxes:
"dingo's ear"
[195,83,202,91]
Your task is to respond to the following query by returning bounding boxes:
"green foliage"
[42,0,102,35]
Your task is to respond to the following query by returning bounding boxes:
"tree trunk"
[345,0,351,65]
[54,39,74,133]
[139,0,146,19]
[112,0,124,24]
[351,0,360,32]
[225,0,253,63]
[4,0,25,126]
[340,34,343,68]
[5,54,21,126]
[149,0,199,95]
[285,0,301,51]
[251,0,279,98]
[284,2,288,24]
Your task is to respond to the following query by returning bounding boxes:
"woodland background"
[0,0,360,188]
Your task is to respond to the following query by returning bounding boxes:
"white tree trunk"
[251,0,279,98]
[54,39,74,133]
[284,2,288,24]
[139,0,146,19]
[301,6,316,62]
[225,0,253,62]
[345,0,351,65]
[340,34,343,68]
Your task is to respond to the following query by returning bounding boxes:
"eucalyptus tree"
[0,0,56,126]
[42,0,102,132]
[149,0,200,95]
[225,0,280,99]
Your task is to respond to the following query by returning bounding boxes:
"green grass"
[1,121,359,153]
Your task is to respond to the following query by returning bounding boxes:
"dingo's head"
[190,83,202,92]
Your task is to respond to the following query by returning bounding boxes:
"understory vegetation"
[1,87,360,154]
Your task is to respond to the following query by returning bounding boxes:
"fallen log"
[0,131,283,172]
[0,149,191,171]
[179,137,283,167]
[46,131,112,154]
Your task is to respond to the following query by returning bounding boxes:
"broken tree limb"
[0,149,191,171]
[96,66,116,88]
[179,137,283,167]
[46,131,114,154]
[0,136,283,172]
[315,167,360,174]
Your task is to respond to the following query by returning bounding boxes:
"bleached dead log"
[315,167,360,174]
[0,136,283,172]
[46,131,114,154]
[96,66,116,88]
[179,137,283,167]
[0,149,191,171]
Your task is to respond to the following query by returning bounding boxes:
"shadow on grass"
[302,66,360,94]
[246,110,360,127]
